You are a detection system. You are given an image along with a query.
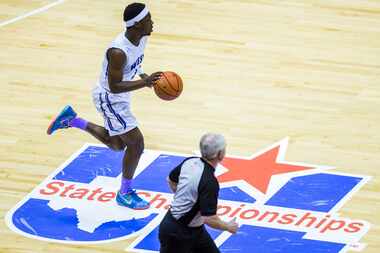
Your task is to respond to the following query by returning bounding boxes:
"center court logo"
[6,138,371,252]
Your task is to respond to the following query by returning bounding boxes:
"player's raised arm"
[107,48,162,93]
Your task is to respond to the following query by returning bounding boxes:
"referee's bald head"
[200,133,226,161]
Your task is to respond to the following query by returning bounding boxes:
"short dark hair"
[123,3,146,22]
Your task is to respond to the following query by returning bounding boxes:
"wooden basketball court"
[1,0,379,252]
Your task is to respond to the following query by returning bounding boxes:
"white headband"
[125,6,149,28]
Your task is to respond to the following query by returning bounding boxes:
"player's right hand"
[227,217,239,234]
[144,72,163,87]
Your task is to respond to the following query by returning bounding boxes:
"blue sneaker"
[47,105,77,135]
[116,190,150,210]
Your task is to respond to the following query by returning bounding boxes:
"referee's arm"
[200,180,238,234]
[166,177,177,193]
[203,215,238,234]
[167,163,181,193]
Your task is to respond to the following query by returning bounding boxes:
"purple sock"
[120,178,133,194]
[69,117,88,130]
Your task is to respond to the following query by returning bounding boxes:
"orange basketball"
[154,71,183,101]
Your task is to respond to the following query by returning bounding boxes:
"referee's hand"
[226,217,239,234]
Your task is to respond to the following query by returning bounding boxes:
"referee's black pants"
[159,211,220,253]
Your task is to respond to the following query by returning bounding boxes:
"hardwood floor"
[0,0,379,252]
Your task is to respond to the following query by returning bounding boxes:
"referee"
[158,133,239,253]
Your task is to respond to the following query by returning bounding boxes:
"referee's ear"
[217,149,226,162]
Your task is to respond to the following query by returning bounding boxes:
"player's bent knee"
[120,127,144,155]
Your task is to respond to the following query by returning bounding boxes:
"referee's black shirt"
[168,157,219,227]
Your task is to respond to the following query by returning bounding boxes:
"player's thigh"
[119,127,144,151]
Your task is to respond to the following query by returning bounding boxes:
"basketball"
[154,71,183,101]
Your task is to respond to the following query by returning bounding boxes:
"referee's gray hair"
[199,133,226,160]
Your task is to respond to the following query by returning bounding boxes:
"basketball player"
[47,3,162,210]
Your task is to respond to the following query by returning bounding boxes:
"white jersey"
[97,32,147,94]
[92,33,147,136]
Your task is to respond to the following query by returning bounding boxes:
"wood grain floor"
[0,0,379,252]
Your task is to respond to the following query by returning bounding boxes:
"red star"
[217,144,313,194]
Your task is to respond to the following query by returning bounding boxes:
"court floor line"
[0,0,65,28]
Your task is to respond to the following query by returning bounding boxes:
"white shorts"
[92,86,138,136]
